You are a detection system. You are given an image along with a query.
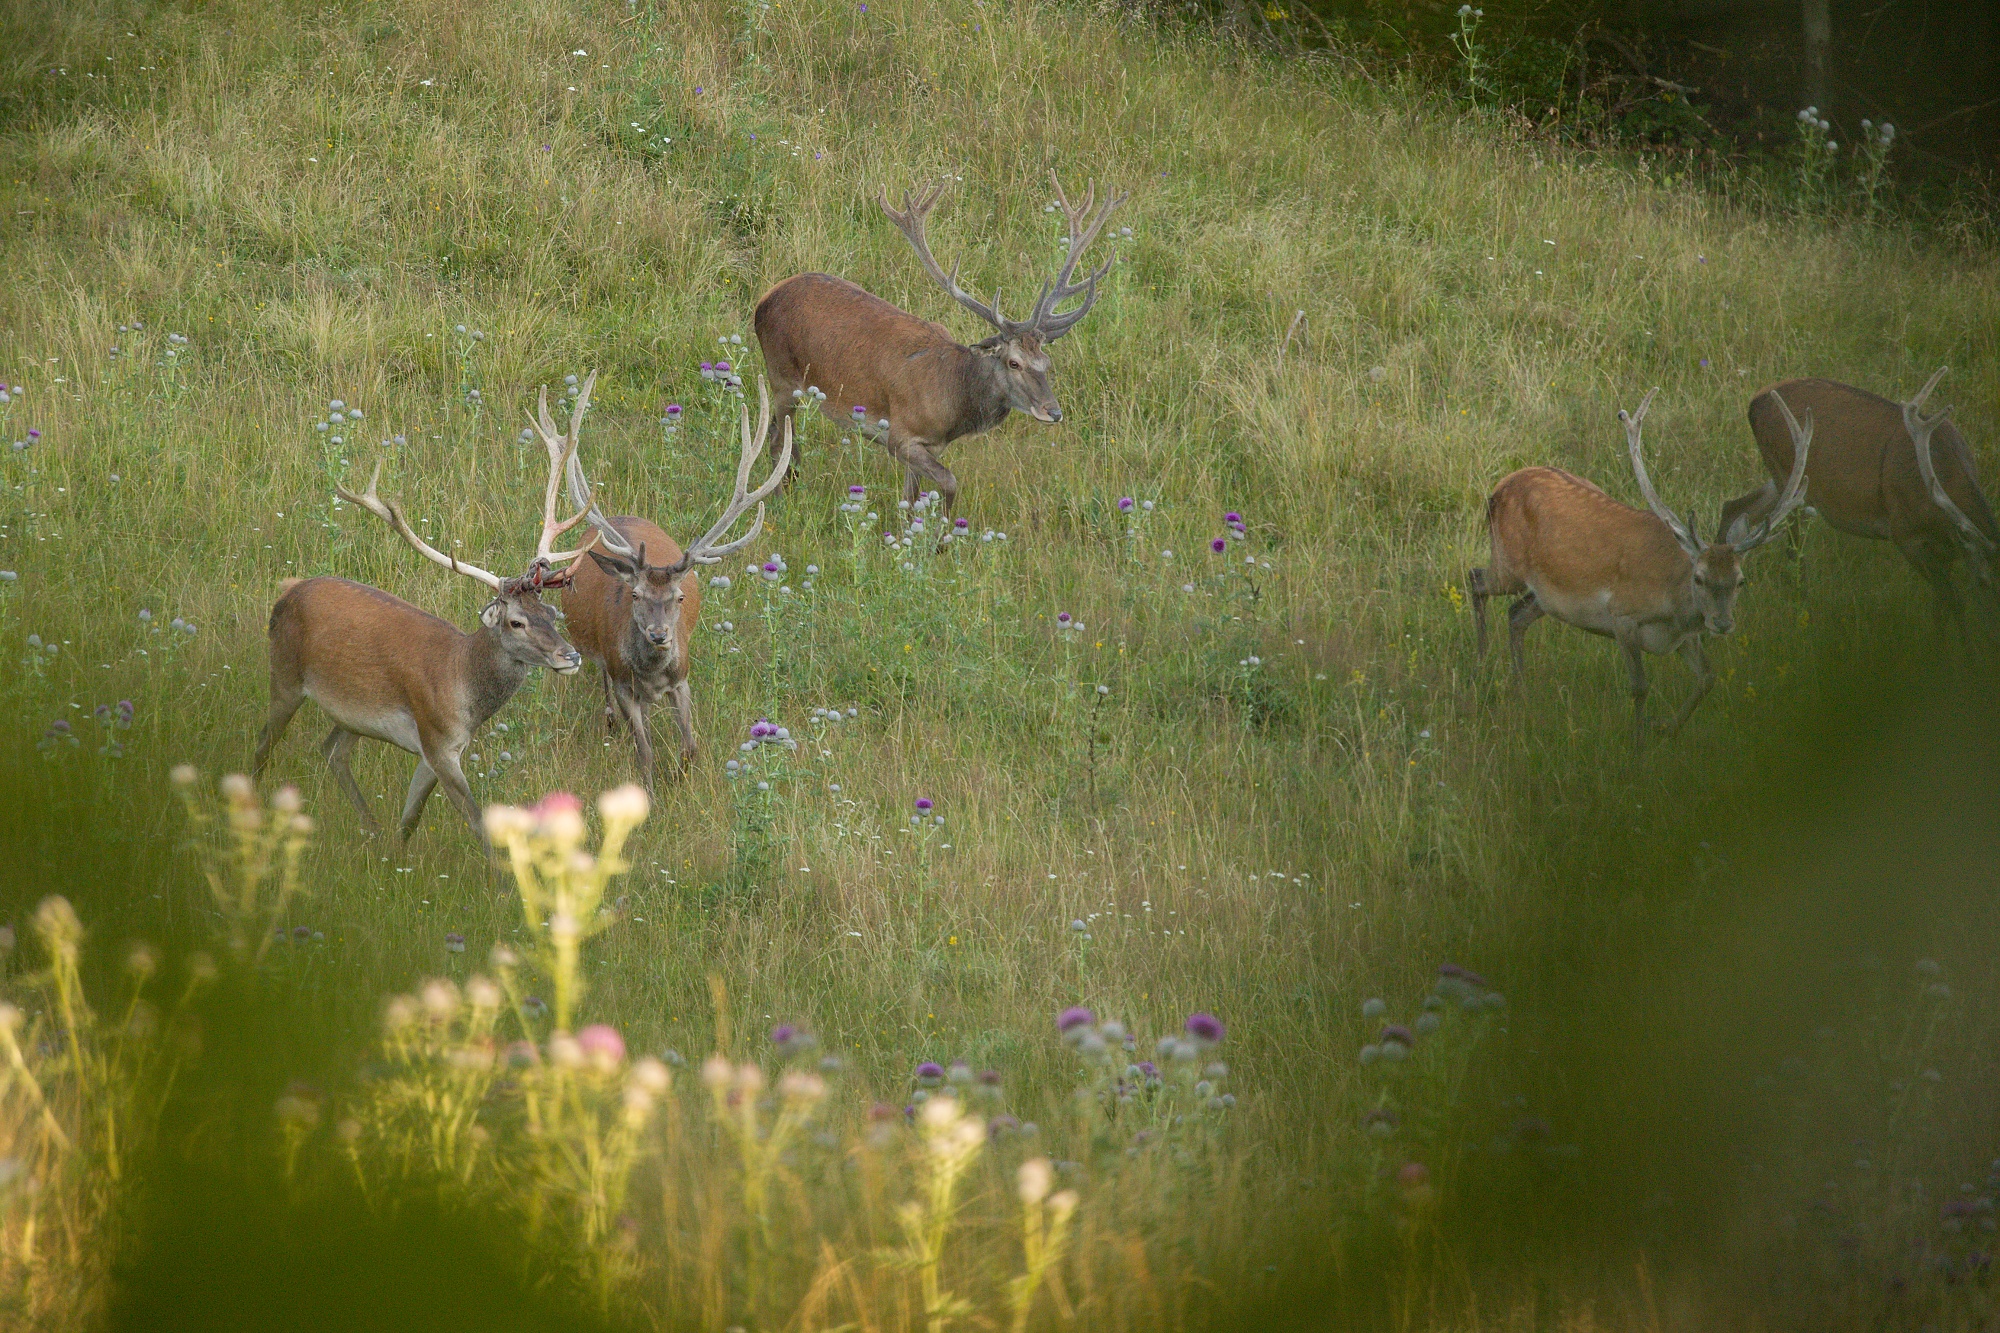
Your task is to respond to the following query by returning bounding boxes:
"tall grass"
[0,0,1997,1326]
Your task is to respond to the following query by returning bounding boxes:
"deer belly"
[1529,583,1623,637]
[303,683,423,754]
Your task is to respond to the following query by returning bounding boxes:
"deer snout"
[555,648,584,673]
[1029,403,1062,424]
[647,628,672,647]
[1707,614,1734,636]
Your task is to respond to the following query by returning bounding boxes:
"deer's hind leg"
[320,726,381,835]
[1506,593,1544,684]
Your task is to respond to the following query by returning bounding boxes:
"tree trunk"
[1802,0,1830,110]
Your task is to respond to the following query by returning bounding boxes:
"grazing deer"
[1468,388,1812,746]
[549,373,792,789]
[251,441,591,844]
[1719,368,1997,630]
[754,172,1126,513]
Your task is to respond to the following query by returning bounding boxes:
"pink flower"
[576,1024,626,1069]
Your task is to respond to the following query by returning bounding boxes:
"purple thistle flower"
[445,932,465,953]
[915,797,933,811]
[50,720,70,734]
[666,403,682,417]
[715,361,731,373]
[771,1023,797,1046]
[762,561,780,573]
[292,925,312,939]
[1057,1006,1094,1034]
[1224,511,1242,525]
[1137,1060,1159,1078]
[849,483,866,495]
[1057,611,1072,624]
[977,1068,1002,1086]
[954,517,969,529]
[701,361,714,372]
[915,1061,944,1084]
[1380,1024,1415,1047]
[852,405,867,418]
[26,430,40,441]
[1438,963,1488,987]
[1699,357,1711,369]
[1185,1012,1225,1044]
[1210,537,1227,553]
[1118,496,1135,512]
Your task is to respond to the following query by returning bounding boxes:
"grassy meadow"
[3,0,2000,1327]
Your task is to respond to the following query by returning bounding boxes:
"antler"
[1734,390,1813,551]
[673,378,794,571]
[1904,366,1998,566]
[1621,389,1701,557]
[335,463,505,591]
[879,179,1010,333]
[523,372,600,572]
[1028,171,1128,342]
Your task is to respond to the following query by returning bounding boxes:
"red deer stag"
[1718,367,1997,630]
[1468,388,1812,746]
[251,441,591,844]
[548,373,792,789]
[754,172,1126,513]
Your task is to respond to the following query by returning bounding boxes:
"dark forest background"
[1209,0,1998,184]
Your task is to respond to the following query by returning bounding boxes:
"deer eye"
[509,619,526,630]
[1008,359,1022,370]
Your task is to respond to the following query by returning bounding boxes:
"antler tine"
[680,378,794,566]
[1737,392,1814,551]
[1620,388,1699,555]
[534,371,596,564]
[551,373,637,564]
[879,178,1009,333]
[1905,380,1998,560]
[1032,170,1128,339]
[1910,364,1950,416]
[335,461,506,591]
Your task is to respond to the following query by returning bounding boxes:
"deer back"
[1747,378,1995,546]
[269,576,479,729]
[754,273,990,441]
[562,515,700,674]
[1488,467,1692,619]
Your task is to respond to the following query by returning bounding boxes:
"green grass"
[2,0,1999,1326]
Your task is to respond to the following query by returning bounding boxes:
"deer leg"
[1664,635,1715,737]
[1898,537,1966,639]
[668,679,698,773]
[1617,632,1651,749]
[600,669,620,735]
[1506,594,1543,684]
[1468,568,1491,655]
[252,684,306,779]
[319,726,381,835]
[397,760,439,841]
[421,743,485,847]
[894,438,959,516]
[613,682,657,792]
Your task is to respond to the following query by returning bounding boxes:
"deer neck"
[460,622,532,730]
[963,349,1015,436]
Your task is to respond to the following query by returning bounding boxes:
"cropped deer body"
[1719,369,1997,628]
[1469,389,1811,746]
[555,375,792,788]
[252,425,594,844]
[755,173,1124,512]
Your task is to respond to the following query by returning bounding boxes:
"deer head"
[1623,387,1811,635]
[879,172,1127,425]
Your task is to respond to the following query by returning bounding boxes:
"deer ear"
[480,599,504,628]
[589,549,636,584]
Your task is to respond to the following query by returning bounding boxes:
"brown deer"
[251,441,592,844]
[548,373,792,789]
[1718,368,1997,630]
[1468,388,1812,746]
[754,172,1126,513]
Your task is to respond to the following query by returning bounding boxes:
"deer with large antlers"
[1718,368,1997,631]
[1468,389,1812,747]
[753,172,1126,513]
[251,435,590,844]
[553,373,792,788]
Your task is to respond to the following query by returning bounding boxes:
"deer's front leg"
[1617,630,1651,749]
[1665,634,1715,737]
